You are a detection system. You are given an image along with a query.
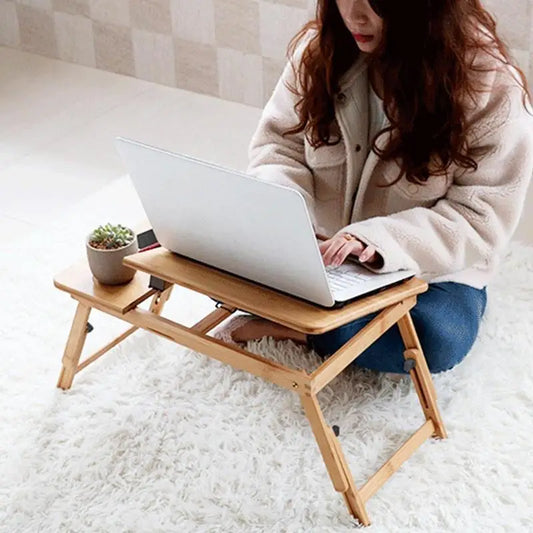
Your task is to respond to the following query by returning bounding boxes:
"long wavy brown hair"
[283,0,531,186]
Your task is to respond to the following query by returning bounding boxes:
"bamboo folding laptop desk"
[54,244,447,526]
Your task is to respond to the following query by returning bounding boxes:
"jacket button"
[355,144,361,152]
[336,92,347,103]
[408,183,419,194]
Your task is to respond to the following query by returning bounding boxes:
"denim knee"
[411,285,487,373]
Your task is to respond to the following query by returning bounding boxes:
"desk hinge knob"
[403,359,416,372]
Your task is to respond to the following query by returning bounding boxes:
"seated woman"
[217,0,533,375]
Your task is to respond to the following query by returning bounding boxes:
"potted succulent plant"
[86,223,138,285]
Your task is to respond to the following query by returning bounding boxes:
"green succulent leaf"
[89,223,134,249]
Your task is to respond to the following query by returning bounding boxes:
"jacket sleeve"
[245,33,318,230]
[334,112,533,278]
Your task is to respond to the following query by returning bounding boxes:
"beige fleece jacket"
[246,30,533,289]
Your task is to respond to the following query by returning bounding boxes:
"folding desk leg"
[149,285,173,316]
[299,391,371,526]
[397,311,447,439]
[57,302,92,390]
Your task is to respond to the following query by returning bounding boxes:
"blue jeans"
[306,282,488,374]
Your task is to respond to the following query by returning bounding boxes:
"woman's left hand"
[319,233,380,267]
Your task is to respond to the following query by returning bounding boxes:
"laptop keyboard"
[325,264,373,292]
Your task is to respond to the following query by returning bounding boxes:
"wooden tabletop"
[124,248,427,334]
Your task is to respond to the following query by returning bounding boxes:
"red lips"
[352,33,374,43]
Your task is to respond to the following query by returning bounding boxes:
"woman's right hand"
[318,233,380,267]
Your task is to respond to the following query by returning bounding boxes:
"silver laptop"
[115,137,416,309]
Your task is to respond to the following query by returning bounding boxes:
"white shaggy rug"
[1,176,532,532]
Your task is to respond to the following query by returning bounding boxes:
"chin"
[356,42,378,53]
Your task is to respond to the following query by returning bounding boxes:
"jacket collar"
[338,53,370,93]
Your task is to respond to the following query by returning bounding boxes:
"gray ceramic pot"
[86,231,139,285]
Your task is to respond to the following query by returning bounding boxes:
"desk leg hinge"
[215,301,234,313]
[332,425,340,437]
[149,275,168,291]
[403,358,416,372]
[86,322,94,334]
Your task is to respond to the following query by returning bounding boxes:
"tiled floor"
[2,46,532,245]
[1,46,262,243]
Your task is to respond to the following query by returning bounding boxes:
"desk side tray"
[124,248,428,334]
[54,262,158,314]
